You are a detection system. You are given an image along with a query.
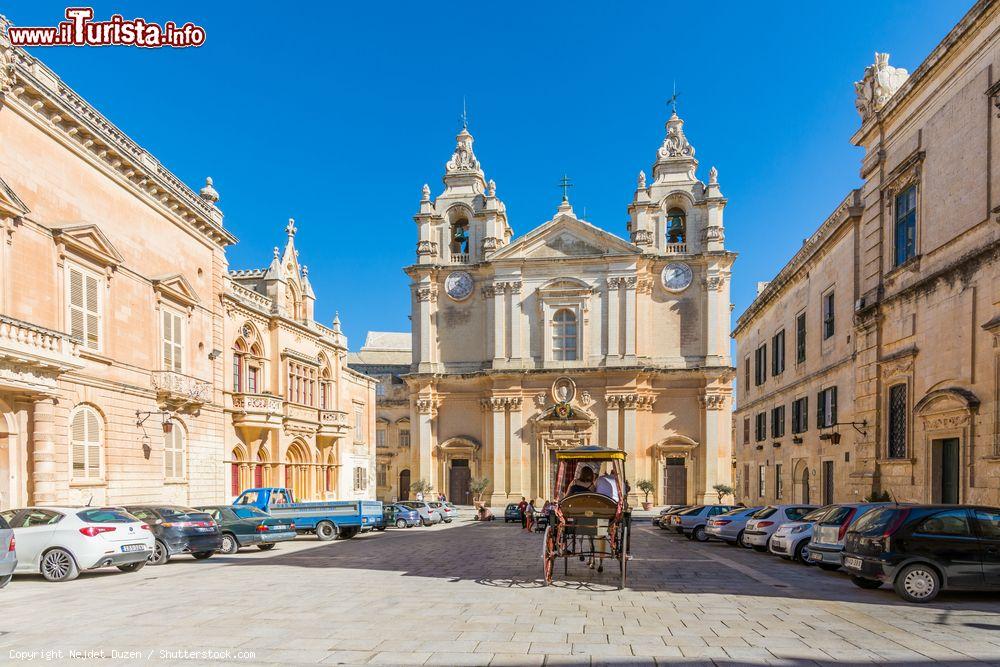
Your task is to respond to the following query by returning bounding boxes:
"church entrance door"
[449,459,471,505]
[662,458,687,505]
[398,469,411,501]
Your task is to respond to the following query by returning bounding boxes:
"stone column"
[623,277,637,361]
[486,398,507,505]
[509,282,522,364]
[704,270,730,366]
[32,397,57,504]
[493,284,505,363]
[415,399,435,494]
[416,284,436,373]
[622,395,639,502]
[699,392,727,503]
[606,278,620,360]
[605,395,620,449]
[508,397,525,497]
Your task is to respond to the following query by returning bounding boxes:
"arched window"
[552,309,578,361]
[666,208,686,244]
[288,282,302,320]
[233,324,264,394]
[319,356,333,410]
[70,406,103,482]
[450,218,469,254]
[164,421,186,480]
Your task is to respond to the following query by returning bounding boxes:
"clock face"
[444,271,474,301]
[661,262,693,292]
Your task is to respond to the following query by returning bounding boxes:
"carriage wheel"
[541,525,556,586]
[618,525,629,590]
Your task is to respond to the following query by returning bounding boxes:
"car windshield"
[820,506,855,525]
[77,508,135,523]
[679,506,704,515]
[851,507,901,535]
[233,507,268,519]
[157,507,206,521]
[506,504,517,510]
[801,506,833,522]
[752,507,777,519]
[428,502,442,508]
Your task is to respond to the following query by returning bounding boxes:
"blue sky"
[6,1,971,349]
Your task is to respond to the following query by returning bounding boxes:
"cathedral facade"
[403,111,735,506]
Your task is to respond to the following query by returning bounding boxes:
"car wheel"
[315,521,337,541]
[895,563,941,603]
[40,548,79,582]
[793,540,809,563]
[693,526,709,542]
[148,540,170,566]
[818,563,841,571]
[117,561,146,573]
[220,533,239,555]
[395,518,408,529]
[191,551,213,560]
[0,574,11,588]
[740,531,752,548]
[851,576,882,590]
[728,530,744,547]
[421,518,431,527]
[257,543,276,551]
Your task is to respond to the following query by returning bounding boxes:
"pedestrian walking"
[517,496,528,529]
[525,498,536,532]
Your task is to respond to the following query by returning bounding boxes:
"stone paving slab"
[1,518,1000,665]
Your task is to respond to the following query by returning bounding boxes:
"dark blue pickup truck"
[233,487,382,540]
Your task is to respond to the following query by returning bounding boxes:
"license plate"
[843,556,863,569]
[271,525,288,531]
[121,544,146,553]
[811,551,823,561]
[772,540,784,548]
[196,526,214,532]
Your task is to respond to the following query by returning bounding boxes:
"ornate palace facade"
[403,112,735,506]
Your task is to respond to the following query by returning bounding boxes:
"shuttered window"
[164,425,185,480]
[68,264,102,350]
[70,407,102,481]
[161,309,184,372]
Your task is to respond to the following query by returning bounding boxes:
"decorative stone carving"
[416,398,436,415]
[482,236,500,252]
[199,177,219,203]
[416,240,438,256]
[534,392,547,408]
[637,170,646,189]
[0,15,16,95]
[445,129,481,174]
[704,273,728,291]
[481,396,507,412]
[854,53,909,122]
[922,413,971,431]
[481,285,496,299]
[487,179,496,197]
[631,229,653,246]
[551,376,577,404]
[704,226,725,243]
[700,394,727,411]
[579,391,594,409]
[416,286,437,302]
[709,166,718,185]
[421,183,431,201]
[658,113,695,159]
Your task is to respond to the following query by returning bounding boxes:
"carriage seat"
[559,492,619,519]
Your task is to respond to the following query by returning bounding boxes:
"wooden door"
[253,464,263,488]
[230,463,240,497]
[399,469,411,501]
[449,460,471,505]
[822,461,834,505]
[662,458,687,505]
[939,438,960,503]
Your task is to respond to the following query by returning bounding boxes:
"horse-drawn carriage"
[541,445,631,589]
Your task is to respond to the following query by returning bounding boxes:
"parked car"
[399,501,442,526]
[504,503,522,523]
[0,512,14,589]
[769,505,834,562]
[124,505,221,565]
[744,505,817,552]
[658,506,690,530]
[383,504,421,529]
[195,505,297,554]
[807,502,892,570]
[653,505,688,527]
[0,507,152,582]
[233,487,382,540]
[428,501,453,523]
[672,505,738,541]
[705,506,764,546]
[843,505,1000,602]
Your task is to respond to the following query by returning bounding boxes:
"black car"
[504,503,522,523]
[124,505,222,565]
[843,504,1000,602]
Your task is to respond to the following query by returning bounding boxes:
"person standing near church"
[517,496,528,529]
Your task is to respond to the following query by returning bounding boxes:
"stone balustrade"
[151,370,211,409]
[0,315,82,394]
[664,243,688,254]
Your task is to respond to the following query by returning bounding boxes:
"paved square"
[3,515,1000,665]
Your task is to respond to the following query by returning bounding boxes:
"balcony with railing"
[450,253,470,264]
[664,243,688,254]
[152,371,212,410]
[0,315,83,394]
[318,409,350,438]
[230,392,284,431]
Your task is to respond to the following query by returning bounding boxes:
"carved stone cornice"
[705,273,729,292]
[920,412,971,431]
[704,226,725,243]
[416,240,439,256]
[989,80,1000,119]
[481,285,496,299]
[481,396,507,412]
[415,398,437,416]
[882,150,925,202]
[699,393,727,411]
[606,392,652,410]
[636,278,653,295]
[482,237,501,252]
[631,229,653,246]
[416,286,438,303]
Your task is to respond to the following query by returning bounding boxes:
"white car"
[0,507,154,582]
[743,504,817,552]
[769,506,833,562]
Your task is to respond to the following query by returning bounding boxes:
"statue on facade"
[854,52,909,122]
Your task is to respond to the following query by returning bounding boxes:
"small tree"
[410,479,433,497]
[636,479,655,504]
[470,477,490,504]
[713,483,734,503]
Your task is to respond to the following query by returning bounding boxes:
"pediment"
[51,223,124,268]
[151,273,200,308]
[492,214,640,261]
[0,176,29,218]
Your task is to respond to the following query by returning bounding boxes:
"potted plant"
[636,479,655,510]
[712,483,734,503]
[409,478,433,501]
[470,477,490,508]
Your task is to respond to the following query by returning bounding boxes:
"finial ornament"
[445,128,480,174]
[421,183,430,201]
[332,311,342,333]
[460,96,469,130]
[273,246,279,259]
[487,179,496,197]
[302,265,309,276]
[668,80,680,115]
[854,52,909,121]
[558,174,573,202]
[709,166,718,184]
[286,218,297,238]
[199,176,219,203]
[637,170,646,189]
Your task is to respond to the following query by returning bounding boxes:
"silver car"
[808,502,891,570]
[705,506,763,546]
[670,505,737,541]
[0,513,15,588]
[744,505,817,552]
[769,505,834,562]
[399,501,442,526]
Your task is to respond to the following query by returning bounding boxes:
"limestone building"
[224,223,377,501]
[735,0,1000,505]
[404,111,735,506]
[0,26,232,508]
[347,332,412,501]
